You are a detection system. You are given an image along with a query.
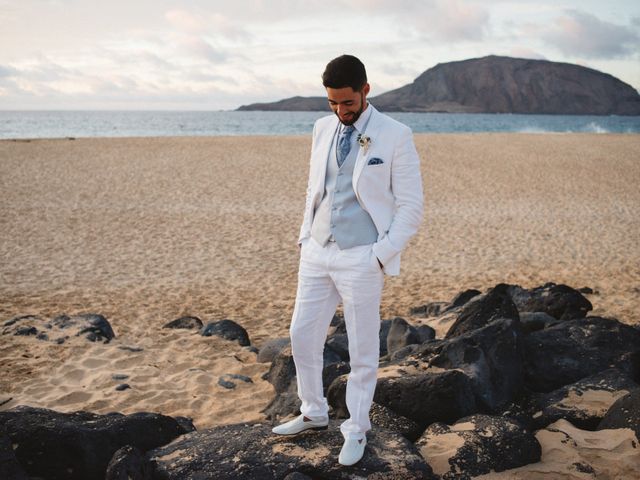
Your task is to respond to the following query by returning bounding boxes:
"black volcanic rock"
[416,414,541,478]
[410,289,481,317]
[368,369,478,428]
[416,317,525,412]
[238,56,640,115]
[262,345,297,395]
[162,316,203,330]
[386,317,421,356]
[200,319,250,346]
[597,389,640,440]
[507,282,592,320]
[523,316,640,392]
[105,445,149,480]
[0,406,188,480]
[257,337,290,363]
[368,402,424,442]
[146,421,436,479]
[445,283,520,339]
[532,368,639,430]
[2,313,115,344]
[0,432,28,480]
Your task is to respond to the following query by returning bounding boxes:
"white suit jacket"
[298,105,424,276]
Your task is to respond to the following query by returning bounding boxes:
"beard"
[336,92,366,126]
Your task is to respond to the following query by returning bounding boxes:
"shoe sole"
[273,424,329,435]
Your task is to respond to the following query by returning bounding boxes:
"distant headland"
[237,55,640,115]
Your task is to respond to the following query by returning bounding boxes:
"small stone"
[75,313,116,343]
[118,345,143,353]
[112,374,129,381]
[115,384,131,391]
[163,316,204,330]
[218,373,253,390]
[15,326,37,336]
[218,378,236,389]
[52,314,73,328]
[227,374,253,383]
[201,319,251,346]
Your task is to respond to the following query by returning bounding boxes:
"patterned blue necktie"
[337,125,355,167]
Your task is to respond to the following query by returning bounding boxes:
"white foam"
[582,122,610,133]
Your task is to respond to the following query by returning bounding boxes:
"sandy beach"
[1,133,639,476]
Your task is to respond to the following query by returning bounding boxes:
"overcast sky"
[1,0,638,110]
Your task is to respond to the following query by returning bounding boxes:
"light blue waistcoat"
[310,131,378,249]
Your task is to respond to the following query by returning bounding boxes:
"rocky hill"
[237,95,327,111]
[237,56,640,115]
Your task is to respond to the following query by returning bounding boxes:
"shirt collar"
[353,102,372,134]
[339,102,372,134]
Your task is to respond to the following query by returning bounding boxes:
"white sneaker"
[338,436,366,466]
[272,415,329,435]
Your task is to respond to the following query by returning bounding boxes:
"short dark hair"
[322,55,367,91]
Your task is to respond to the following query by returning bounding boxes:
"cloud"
[541,9,639,58]
[508,47,547,60]
[0,45,250,109]
[348,0,490,42]
[164,8,251,42]
[165,9,207,33]
[0,64,18,77]
[175,35,228,63]
[209,13,252,42]
[427,0,490,42]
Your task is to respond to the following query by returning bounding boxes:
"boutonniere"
[357,133,371,152]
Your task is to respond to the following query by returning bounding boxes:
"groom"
[272,54,424,466]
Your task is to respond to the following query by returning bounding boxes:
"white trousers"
[290,237,384,440]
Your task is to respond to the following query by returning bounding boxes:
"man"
[272,55,424,466]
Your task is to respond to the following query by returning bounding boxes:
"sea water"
[0,110,638,139]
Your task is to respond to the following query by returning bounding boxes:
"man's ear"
[363,83,370,96]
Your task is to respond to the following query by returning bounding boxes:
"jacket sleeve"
[372,126,424,266]
[298,121,318,245]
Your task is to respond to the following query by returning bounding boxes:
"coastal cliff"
[237,56,640,115]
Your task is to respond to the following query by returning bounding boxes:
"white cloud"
[508,47,547,60]
[347,0,490,42]
[541,9,639,58]
[174,34,228,63]
[0,64,18,78]
[164,8,251,42]
[427,0,490,41]
[209,13,252,42]
[165,9,207,33]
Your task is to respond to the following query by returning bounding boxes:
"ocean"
[0,110,639,139]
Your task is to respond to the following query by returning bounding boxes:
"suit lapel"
[312,116,339,197]
[353,105,382,191]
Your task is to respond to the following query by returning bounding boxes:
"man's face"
[326,83,370,126]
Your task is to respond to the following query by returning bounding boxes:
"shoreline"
[1,130,639,142]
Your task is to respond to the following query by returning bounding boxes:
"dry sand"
[1,133,639,476]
